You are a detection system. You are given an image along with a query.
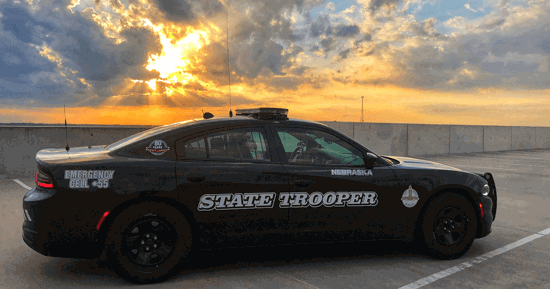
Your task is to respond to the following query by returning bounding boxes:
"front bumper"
[22,187,103,259]
[476,194,493,238]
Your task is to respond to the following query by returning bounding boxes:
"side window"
[250,131,269,159]
[275,127,365,166]
[207,129,271,161]
[177,128,271,161]
[183,136,207,158]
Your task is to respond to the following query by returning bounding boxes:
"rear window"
[105,120,195,151]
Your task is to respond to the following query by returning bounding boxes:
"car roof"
[183,116,330,129]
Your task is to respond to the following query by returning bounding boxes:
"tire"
[420,193,477,260]
[105,201,192,284]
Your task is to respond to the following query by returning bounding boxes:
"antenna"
[89,129,93,149]
[226,1,233,117]
[361,96,364,122]
[64,105,70,153]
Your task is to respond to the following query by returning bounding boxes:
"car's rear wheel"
[420,193,477,260]
[105,201,192,284]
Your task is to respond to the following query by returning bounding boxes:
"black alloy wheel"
[433,206,469,246]
[105,201,193,284]
[420,193,477,260]
[123,217,177,267]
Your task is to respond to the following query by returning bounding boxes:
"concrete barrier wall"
[353,123,408,156]
[2,122,550,178]
[450,125,484,154]
[322,122,550,158]
[483,126,511,152]
[0,126,150,178]
[536,127,550,149]
[407,124,450,156]
[512,126,536,150]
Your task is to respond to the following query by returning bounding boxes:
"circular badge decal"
[401,185,419,208]
[146,140,170,155]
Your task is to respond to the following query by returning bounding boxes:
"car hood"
[383,156,464,172]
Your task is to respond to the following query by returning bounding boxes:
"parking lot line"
[13,179,32,190]
[275,269,321,289]
[493,162,550,168]
[399,227,550,289]
[450,164,519,172]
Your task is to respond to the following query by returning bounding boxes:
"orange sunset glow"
[2,0,550,126]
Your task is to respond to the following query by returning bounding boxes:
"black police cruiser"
[23,108,497,284]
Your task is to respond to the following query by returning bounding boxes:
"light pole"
[361,96,364,122]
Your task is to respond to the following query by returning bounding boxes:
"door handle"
[187,176,206,183]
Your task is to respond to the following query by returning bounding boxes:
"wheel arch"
[414,187,484,241]
[96,192,200,255]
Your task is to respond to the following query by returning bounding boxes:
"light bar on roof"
[235,107,289,120]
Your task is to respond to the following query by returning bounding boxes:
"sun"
[132,20,211,91]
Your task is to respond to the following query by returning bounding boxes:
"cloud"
[0,4,56,80]
[153,0,195,22]
[361,0,402,15]
[196,0,322,82]
[337,48,352,60]
[0,0,168,105]
[464,3,484,13]
[415,102,550,119]
[335,24,360,37]
[309,13,332,37]
[331,32,372,61]
[338,0,550,90]
[0,0,350,109]
[1,0,550,113]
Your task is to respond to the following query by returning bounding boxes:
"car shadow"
[20,239,487,286]
[170,240,426,280]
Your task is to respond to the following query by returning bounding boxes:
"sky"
[0,0,549,126]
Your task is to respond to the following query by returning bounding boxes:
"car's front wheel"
[420,193,477,260]
[105,201,192,284]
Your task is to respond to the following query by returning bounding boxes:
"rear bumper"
[22,187,103,259]
[22,225,101,259]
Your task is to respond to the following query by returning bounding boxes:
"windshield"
[276,129,365,166]
[105,120,196,151]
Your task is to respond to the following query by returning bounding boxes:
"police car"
[22,108,497,284]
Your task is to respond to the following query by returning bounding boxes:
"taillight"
[96,211,110,231]
[36,170,53,188]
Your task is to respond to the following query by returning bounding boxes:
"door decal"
[146,140,170,155]
[401,185,420,208]
[279,191,378,208]
[198,193,276,211]
[331,169,373,176]
[197,191,378,211]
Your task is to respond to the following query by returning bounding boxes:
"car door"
[271,124,400,240]
[175,125,291,246]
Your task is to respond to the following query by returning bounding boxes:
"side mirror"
[364,153,378,169]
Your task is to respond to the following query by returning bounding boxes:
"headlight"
[481,184,490,196]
